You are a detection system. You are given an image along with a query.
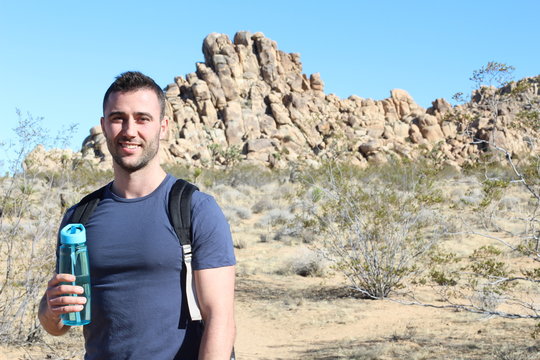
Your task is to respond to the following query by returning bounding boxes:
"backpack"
[70,178,236,359]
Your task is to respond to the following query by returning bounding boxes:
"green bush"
[294,160,443,298]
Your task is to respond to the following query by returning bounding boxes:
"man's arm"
[194,265,236,360]
[38,273,86,336]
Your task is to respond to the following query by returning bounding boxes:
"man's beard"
[107,136,160,173]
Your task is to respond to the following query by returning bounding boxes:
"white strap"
[183,245,202,321]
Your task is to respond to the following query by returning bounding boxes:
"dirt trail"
[234,274,538,359]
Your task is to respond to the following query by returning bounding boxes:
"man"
[38,71,236,359]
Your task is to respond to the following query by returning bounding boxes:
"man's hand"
[38,273,86,336]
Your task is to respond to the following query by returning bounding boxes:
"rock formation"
[28,31,540,172]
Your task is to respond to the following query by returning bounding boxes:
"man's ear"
[159,116,169,140]
[100,117,107,137]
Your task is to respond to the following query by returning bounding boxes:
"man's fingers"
[50,304,85,315]
[47,273,76,287]
[43,272,87,322]
[49,295,87,306]
[48,284,85,297]
[48,294,87,316]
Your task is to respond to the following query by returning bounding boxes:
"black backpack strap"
[70,185,107,225]
[168,179,198,247]
[168,179,202,321]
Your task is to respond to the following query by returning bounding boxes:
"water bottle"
[59,223,91,326]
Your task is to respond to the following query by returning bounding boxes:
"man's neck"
[111,164,167,199]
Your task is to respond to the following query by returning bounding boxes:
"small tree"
[207,143,243,168]
[296,161,443,298]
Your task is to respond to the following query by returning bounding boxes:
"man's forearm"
[195,266,236,360]
[38,294,70,336]
[198,315,236,360]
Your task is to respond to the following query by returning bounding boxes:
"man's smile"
[119,142,141,149]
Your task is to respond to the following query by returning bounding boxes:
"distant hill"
[27,32,540,172]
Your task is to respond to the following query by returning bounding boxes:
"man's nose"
[122,118,137,137]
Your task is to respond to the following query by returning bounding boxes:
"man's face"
[101,89,167,173]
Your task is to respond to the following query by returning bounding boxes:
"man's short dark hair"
[103,71,166,119]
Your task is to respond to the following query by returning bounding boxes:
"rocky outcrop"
[68,32,540,170]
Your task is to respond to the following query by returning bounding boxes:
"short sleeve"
[190,192,236,270]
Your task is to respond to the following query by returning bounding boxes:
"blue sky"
[1,0,539,169]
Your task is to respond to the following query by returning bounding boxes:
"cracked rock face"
[58,32,539,171]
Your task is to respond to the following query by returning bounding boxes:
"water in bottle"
[59,223,91,326]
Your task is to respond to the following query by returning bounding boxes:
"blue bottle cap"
[60,224,87,245]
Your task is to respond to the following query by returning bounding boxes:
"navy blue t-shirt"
[57,174,236,360]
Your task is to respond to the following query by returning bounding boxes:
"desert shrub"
[492,345,539,360]
[221,207,239,225]
[294,160,443,298]
[255,208,294,228]
[166,162,285,189]
[207,143,242,168]
[0,111,84,344]
[450,188,465,204]
[210,185,250,204]
[222,206,252,226]
[270,181,297,201]
[273,226,299,243]
[225,164,275,188]
[232,206,252,220]
[460,187,484,207]
[279,248,328,277]
[497,195,520,210]
[251,199,275,214]
[232,184,257,198]
[275,226,315,244]
[233,237,248,249]
[200,163,283,189]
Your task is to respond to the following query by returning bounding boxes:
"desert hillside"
[25,32,540,175]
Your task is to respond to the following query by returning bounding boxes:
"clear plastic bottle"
[59,223,91,326]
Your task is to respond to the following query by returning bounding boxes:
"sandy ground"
[233,274,539,359]
[2,272,538,360]
[3,239,538,360]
